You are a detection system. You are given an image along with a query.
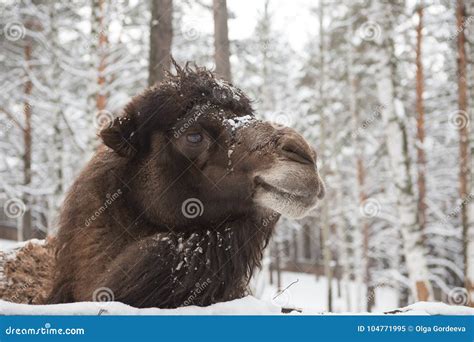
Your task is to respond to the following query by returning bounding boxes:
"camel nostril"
[280,140,314,165]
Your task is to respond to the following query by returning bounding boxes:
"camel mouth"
[253,172,320,219]
[255,176,309,199]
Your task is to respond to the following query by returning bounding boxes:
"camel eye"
[186,132,203,144]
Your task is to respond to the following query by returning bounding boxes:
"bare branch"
[0,107,25,132]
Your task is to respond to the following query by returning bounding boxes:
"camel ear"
[100,117,138,158]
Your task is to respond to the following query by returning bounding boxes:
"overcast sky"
[228,0,318,51]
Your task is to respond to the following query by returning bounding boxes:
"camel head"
[99,63,324,230]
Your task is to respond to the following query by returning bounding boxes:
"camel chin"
[253,161,324,219]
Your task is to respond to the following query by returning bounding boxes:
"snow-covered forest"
[0,0,473,313]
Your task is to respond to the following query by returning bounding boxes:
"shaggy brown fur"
[0,238,55,304]
[44,62,324,308]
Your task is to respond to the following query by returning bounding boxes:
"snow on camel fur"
[4,62,325,308]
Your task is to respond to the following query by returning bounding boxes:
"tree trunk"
[347,33,372,311]
[275,241,282,290]
[94,0,108,113]
[318,1,332,312]
[260,0,273,112]
[455,0,473,305]
[376,42,433,301]
[21,41,33,241]
[19,7,44,240]
[335,172,353,311]
[49,3,64,226]
[269,257,274,285]
[148,0,173,86]
[415,4,428,238]
[212,0,232,82]
[292,229,298,264]
[398,255,410,307]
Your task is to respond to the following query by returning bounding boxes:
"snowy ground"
[259,271,399,313]
[1,296,472,316]
[0,239,23,250]
[0,296,280,315]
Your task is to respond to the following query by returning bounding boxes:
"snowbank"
[0,297,472,315]
[391,301,474,316]
[0,296,280,315]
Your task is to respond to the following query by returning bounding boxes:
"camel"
[2,63,324,309]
